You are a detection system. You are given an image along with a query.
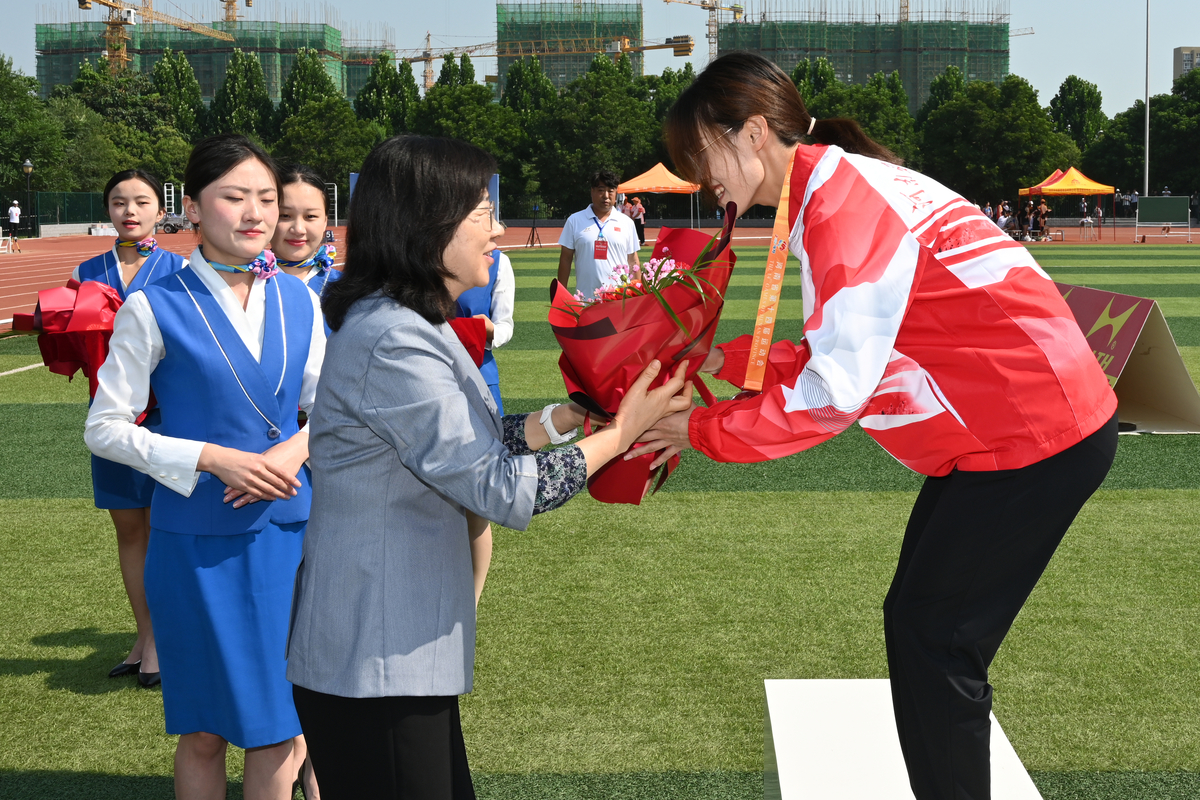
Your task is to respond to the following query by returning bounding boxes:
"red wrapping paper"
[549,214,738,504]
[18,279,124,399]
[448,316,488,368]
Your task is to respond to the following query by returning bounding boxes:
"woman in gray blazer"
[286,135,692,800]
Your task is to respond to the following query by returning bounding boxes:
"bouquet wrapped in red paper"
[12,278,125,398]
[549,208,738,504]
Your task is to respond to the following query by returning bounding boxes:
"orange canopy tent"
[618,162,700,194]
[619,163,702,228]
[1019,167,1113,196]
[1017,169,1064,196]
[1019,167,1116,240]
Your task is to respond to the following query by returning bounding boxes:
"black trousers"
[293,686,475,800]
[883,414,1117,800]
[633,218,645,245]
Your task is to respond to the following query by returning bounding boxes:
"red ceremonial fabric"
[549,216,738,504]
[448,316,488,368]
[27,279,124,399]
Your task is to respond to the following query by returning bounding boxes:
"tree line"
[2,47,1198,219]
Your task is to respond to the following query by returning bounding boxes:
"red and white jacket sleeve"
[689,153,921,463]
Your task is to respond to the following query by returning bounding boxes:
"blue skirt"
[92,454,156,509]
[143,522,305,749]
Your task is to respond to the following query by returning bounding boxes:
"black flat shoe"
[108,660,141,678]
[137,670,161,688]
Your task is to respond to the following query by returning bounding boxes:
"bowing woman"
[86,134,323,800]
[286,135,690,800]
[640,53,1119,800]
[272,163,339,299]
[73,168,187,685]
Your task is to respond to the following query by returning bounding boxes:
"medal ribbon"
[743,148,799,392]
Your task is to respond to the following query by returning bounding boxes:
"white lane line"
[0,363,44,377]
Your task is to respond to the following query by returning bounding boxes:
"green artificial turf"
[2,244,1200,799]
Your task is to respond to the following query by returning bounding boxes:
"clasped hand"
[626,345,726,469]
[197,435,309,509]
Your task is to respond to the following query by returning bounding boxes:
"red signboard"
[1055,282,1153,387]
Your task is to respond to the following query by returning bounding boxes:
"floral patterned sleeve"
[501,413,588,514]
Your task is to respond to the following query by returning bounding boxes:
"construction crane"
[76,0,237,74]
[1010,27,1035,37]
[661,0,743,64]
[388,32,696,92]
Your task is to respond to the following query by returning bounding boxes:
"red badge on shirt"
[593,238,609,260]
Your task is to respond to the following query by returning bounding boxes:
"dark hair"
[183,134,281,206]
[665,52,899,200]
[590,169,620,189]
[279,162,326,195]
[103,168,165,211]
[322,135,496,331]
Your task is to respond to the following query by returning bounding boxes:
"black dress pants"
[883,414,1117,800]
[293,686,475,800]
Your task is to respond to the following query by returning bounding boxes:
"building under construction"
[717,0,1010,114]
[34,5,391,104]
[496,0,644,94]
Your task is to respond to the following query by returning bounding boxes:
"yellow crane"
[385,32,695,92]
[661,0,743,64]
[76,0,243,74]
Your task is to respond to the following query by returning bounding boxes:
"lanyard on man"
[592,216,609,260]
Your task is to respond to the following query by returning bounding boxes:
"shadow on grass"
[474,771,760,799]
[0,627,152,695]
[0,772,175,800]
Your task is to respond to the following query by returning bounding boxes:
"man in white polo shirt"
[557,170,641,300]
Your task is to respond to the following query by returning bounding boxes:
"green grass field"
[1,244,1198,798]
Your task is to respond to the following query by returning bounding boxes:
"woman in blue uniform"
[453,224,514,414]
[73,168,187,686]
[85,136,324,799]
[272,164,338,299]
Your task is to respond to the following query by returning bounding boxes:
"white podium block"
[765,679,1043,800]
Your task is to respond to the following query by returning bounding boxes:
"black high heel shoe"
[108,660,141,678]
[137,670,161,688]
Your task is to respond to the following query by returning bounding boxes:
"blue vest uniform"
[138,266,315,749]
[455,248,503,414]
[78,246,187,509]
[303,266,339,337]
[140,267,314,535]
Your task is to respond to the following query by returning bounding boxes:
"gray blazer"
[286,293,538,698]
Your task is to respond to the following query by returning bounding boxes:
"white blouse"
[488,251,516,350]
[84,247,326,498]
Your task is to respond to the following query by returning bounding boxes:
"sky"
[6,0,1198,118]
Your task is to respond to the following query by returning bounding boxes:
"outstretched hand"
[611,360,693,452]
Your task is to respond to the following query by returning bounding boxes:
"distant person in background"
[631,196,647,246]
[557,170,640,301]
[456,220,515,414]
[1080,197,1088,218]
[1131,190,1139,217]
[73,168,189,687]
[983,202,993,220]
[273,164,340,299]
[621,196,634,219]
[7,199,20,237]
[1121,191,1130,217]
[1162,186,1171,196]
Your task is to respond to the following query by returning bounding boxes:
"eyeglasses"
[472,201,496,230]
[694,126,736,157]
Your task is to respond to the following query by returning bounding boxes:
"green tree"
[915,65,966,131]
[1083,67,1200,196]
[501,56,558,117]
[207,49,274,140]
[0,56,69,191]
[152,48,205,142]
[791,57,837,102]
[920,74,1080,202]
[62,57,171,133]
[411,79,526,205]
[277,48,341,137]
[437,54,460,87]
[274,96,382,198]
[354,53,420,135]
[805,70,917,164]
[1049,75,1108,153]
[459,53,475,85]
[107,122,192,183]
[45,96,122,191]
[533,54,658,215]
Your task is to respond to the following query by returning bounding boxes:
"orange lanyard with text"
[744,148,798,392]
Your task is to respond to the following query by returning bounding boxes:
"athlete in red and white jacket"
[690,142,1116,474]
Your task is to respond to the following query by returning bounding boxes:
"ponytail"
[665,52,899,193]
